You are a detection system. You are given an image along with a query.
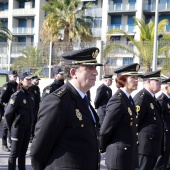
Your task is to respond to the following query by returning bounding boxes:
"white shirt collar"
[120,88,131,98]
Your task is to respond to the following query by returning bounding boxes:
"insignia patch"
[23,99,27,104]
[128,107,132,115]
[75,109,82,121]
[117,93,122,98]
[46,89,50,94]
[10,99,15,105]
[3,87,7,90]
[150,103,154,109]
[136,105,140,113]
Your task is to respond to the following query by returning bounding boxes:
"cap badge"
[128,107,132,115]
[136,64,140,71]
[23,99,27,104]
[92,50,99,59]
[136,105,140,113]
[75,109,82,121]
[150,103,154,109]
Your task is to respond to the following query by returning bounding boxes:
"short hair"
[115,75,127,88]
[64,65,79,80]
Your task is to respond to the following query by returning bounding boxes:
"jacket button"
[81,124,84,127]
[136,133,138,136]
[136,141,139,144]
[95,125,96,127]
[166,129,168,132]
[124,147,127,150]
[136,116,138,119]
[136,124,138,127]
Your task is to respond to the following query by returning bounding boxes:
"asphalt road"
[0,118,107,170]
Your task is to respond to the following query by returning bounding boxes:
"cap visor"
[25,76,32,79]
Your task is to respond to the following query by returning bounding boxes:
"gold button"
[99,149,101,153]
[136,133,138,136]
[136,141,139,144]
[124,147,127,150]
[153,117,156,120]
[81,124,84,127]
[136,124,138,127]
[136,116,138,119]
[166,129,169,132]
[130,118,133,120]
[154,113,156,114]
[95,125,96,127]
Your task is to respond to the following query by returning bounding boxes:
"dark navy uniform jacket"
[30,84,41,114]
[157,93,170,151]
[99,89,138,170]
[31,81,100,170]
[133,88,164,157]
[94,84,112,125]
[4,87,35,129]
[1,81,18,104]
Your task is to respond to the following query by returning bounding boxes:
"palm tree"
[0,21,12,41]
[104,17,170,72]
[40,0,94,44]
[12,46,48,76]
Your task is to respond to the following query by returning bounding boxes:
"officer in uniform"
[94,75,113,126]
[133,70,164,170]
[31,47,103,170]
[154,78,170,170]
[4,72,35,170]
[41,68,64,100]
[30,76,41,142]
[99,63,142,170]
[1,70,18,152]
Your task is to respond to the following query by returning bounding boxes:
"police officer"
[31,47,103,170]
[1,70,18,152]
[99,63,141,170]
[133,70,164,170]
[41,68,64,100]
[4,72,35,170]
[94,75,113,126]
[154,78,170,170]
[30,76,41,142]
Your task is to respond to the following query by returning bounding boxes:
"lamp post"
[152,0,159,71]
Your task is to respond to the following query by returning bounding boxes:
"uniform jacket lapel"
[65,82,96,123]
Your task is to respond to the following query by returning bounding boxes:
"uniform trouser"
[8,126,31,170]
[154,147,170,170]
[167,153,170,169]
[2,121,11,146]
[30,113,38,140]
[138,154,157,170]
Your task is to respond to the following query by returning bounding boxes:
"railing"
[144,3,170,11]
[12,27,35,34]
[108,3,136,12]
[108,24,135,32]
[84,8,102,17]
[12,8,36,16]
[0,10,8,18]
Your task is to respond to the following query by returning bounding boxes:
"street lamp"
[152,0,159,71]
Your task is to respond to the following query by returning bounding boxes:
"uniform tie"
[129,95,135,106]
[83,95,96,123]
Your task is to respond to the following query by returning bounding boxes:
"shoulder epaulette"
[159,94,164,100]
[98,84,104,89]
[140,92,145,98]
[53,87,67,97]
[117,92,122,99]
[13,90,20,96]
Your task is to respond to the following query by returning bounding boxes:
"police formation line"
[0,47,170,170]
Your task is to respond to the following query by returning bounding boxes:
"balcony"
[108,24,135,33]
[12,27,35,35]
[84,8,102,17]
[108,3,136,13]
[144,3,170,12]
[91,28,101,37]
[0,10,8,18]
[12,8,36,17]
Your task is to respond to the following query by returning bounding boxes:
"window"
[123,58,133,65]
[19,19,27,27]
[18,37,26,42]
[19,2,25,8]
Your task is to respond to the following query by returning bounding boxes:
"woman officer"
[99,63,142,170]
[4,72,35,170]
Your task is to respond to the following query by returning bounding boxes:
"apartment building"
[84,0,170,67]
[0,0,170,69]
